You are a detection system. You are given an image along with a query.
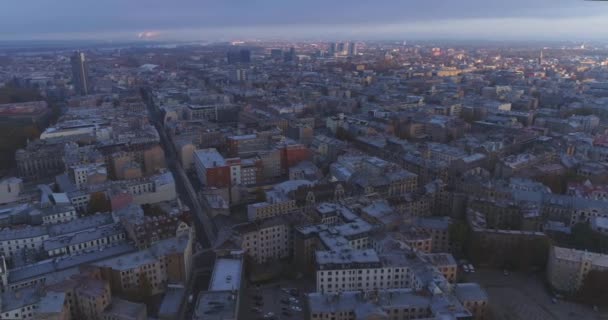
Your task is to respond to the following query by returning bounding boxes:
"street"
[142,88,216,247]
[464,269,603,320]
[143,88,218,319]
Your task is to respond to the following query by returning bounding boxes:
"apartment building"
[44,223,126,257]
[246,180,311,221]
[63,171,177,212]
[233,216,292,264]
[307,288,472,320]
[422,253,458,283]
[92,229,194,297]
[315,249,413,293]
[454,283,489,320]
[547,246,608,292]
[193,148,230,188]
[416,217,451,253]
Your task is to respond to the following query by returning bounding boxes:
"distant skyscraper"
[328,42,337,56]
[539,50,544,65]
[336,42,345,55]
[227,49,251,64]
[240,49,251,63]
[270,49,283,59]
[71,51,90,96]
[284,47,296,62]
[348,42,358,56]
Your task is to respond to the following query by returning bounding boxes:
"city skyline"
[3,2,608,319]
[1,0,608,41]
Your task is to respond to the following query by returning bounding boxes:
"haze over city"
[1,0,608,41]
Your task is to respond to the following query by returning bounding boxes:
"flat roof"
[37,292,66,314]
[316,249,380,267]
[209,258,242,291]
[308,289,429,314]
[102,297,146,318]
[454,283,489,302]
[9,243,136,284]
[194,148,226,168]
[159,286,185,317]
[193,290,238,320]
[1,286,40,312]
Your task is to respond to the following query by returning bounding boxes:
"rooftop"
[8,243,136,284]
[194,148,226,168]
[316,249,380,267]
[36,292,66,315]
[102,297,147,319]
[454,282,489,302]
[1,286,40,312]
[193,290,238,320]
[308,289,430,314]
[159,286,185,317]
[209,258,242,292]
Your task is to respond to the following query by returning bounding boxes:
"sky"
[1,0,607,41]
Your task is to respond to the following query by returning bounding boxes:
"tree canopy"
[87,192,111,214]
[577,270,608,307]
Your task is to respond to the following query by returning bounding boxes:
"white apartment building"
[69,163,107,188]
[0,227,49,260]
[547,246,608,292]
[315,249,414,293]
[246,200,298,222]
[44,223,127,257]
[67,171,177,211]
[40,204,78,225]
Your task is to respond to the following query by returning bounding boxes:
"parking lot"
[240,284,306,320]
[464,269,604,320]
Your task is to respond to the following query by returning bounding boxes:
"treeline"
[449,218,550,271]
[0,85,49,173]
[552,222,608,254]
[0,84,43,104]
[576,270,608,307]
[466,234,550,271]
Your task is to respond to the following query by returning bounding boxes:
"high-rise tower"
[71,51,90,96]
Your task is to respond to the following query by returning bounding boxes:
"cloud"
[0,0,605,40]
